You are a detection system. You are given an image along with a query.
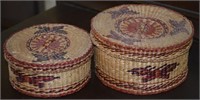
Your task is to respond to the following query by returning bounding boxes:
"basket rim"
[93,41,191,63]
[91,29,192,54]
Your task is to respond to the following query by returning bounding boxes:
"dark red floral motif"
[28,34,69,55]
[11,67,60,88]
[115,17,168,39]
[27,25,70,62]
[127,62,179,82]
[106,17,169,45]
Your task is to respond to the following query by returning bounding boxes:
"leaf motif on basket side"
[169,19,189,35]
[107,6,139,19]
[10,66,60,88]
[127,62,179,82]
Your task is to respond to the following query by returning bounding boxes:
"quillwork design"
[10,67,60,88]
[127,62,179,82]
[107,17,169,44]
[107,6,139,19]
[169,19,189,35]
[26,25,70,62]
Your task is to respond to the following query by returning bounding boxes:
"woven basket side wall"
[95,47,188,84]
[96,68,187,95]
[8,59,91,95]
[10,76,90,98]
[91,32,192,62]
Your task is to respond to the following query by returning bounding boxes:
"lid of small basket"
[91,4,194,49]
[5,24,92,66]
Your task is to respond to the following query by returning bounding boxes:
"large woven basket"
[90,4,194,95]
[4,24,93,98]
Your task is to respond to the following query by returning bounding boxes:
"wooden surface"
[1,3,199,99]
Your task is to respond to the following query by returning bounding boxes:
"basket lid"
[4,24,93,68]
[91,4,194,50]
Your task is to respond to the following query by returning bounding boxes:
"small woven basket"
[4,24,93,98]
[90,4,194,95]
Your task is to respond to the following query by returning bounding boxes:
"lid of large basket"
[91,4,194,50]
[5,24,92,67]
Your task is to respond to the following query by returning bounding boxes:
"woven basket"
[4,24,93,98]
[90,4,194,95]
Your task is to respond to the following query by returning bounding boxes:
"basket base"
[10,76,90,98]
[96,68,187,95]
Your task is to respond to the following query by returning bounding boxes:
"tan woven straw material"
[4,24,93,98]
[91,4,193,95]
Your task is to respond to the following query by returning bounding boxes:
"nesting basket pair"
[4,4,193,97]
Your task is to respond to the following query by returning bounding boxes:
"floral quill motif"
[106,30,141,45]
[169,19,189,35]
[32,52,68,62]
[27,25,70,62]
[34,26,67,34]
[11,67,60,88]
[127,62,179,82]
[107,7,139,19]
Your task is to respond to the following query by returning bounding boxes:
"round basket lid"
[91,4,194,51]
[4,24,93,68]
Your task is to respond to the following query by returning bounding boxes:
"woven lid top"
[91,4,194,49]
[5,24,92,67]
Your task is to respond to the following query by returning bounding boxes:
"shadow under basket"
[90,4,194,95]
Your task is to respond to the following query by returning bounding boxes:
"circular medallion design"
[27,33,70,56]
[117,17,169,39]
